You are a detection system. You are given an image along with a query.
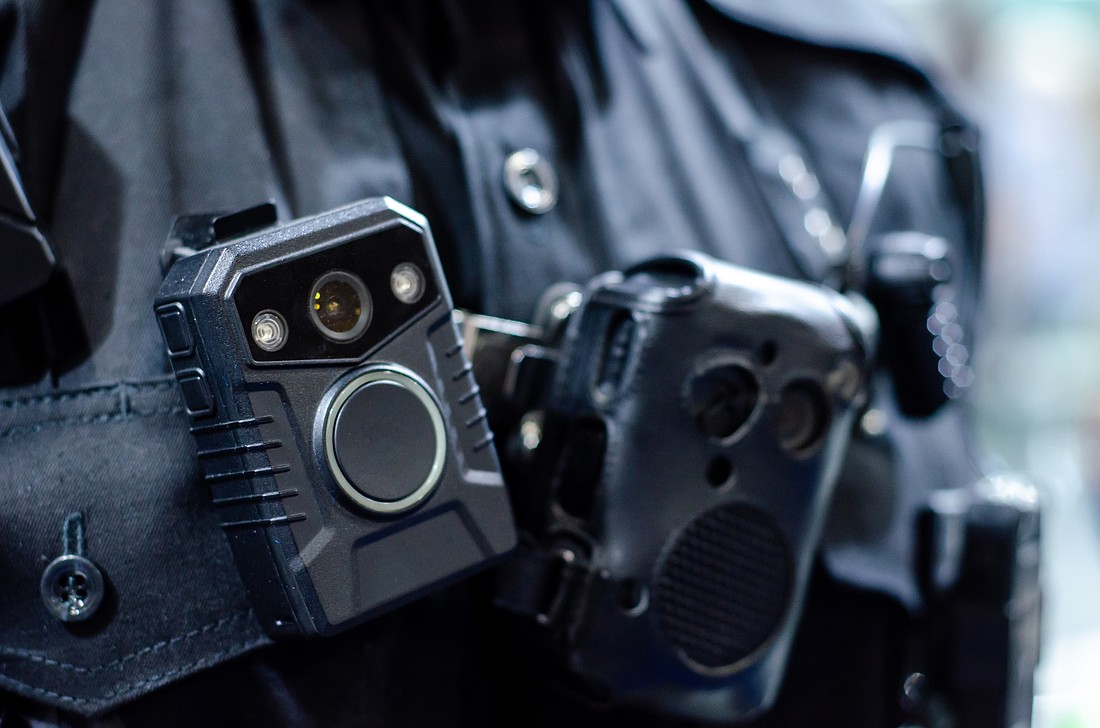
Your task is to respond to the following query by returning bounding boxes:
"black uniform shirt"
[0,1,983,725]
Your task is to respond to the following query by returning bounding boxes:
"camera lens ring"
[322,367,447,515]
[309,270,372,343]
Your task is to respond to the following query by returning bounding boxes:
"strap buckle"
[494,541,605,632]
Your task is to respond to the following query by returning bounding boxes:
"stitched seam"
[0,636,267,705]
[0,378,255,707]
[0,379,177,412]
[0,611,254,674]
[0,406,185,440]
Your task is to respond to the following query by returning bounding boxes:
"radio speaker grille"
[654,503,791,670]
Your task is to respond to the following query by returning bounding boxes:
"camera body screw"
[40,512,104,623]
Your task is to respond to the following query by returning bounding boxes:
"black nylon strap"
[0,2,95,380]
[493,550,568,621]
[0,102,53,307]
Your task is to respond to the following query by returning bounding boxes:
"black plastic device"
[493,253,878,719]
[155,197,516,636]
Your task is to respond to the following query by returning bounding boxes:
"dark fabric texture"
[0,0,985,724]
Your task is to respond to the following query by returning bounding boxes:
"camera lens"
[251,310,288,352]
[390,263,425,304]
[309,270,371,342]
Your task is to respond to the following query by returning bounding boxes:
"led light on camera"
[251,310,288,351]
[391,263,425,304]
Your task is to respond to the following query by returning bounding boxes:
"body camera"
[155,197,516,636]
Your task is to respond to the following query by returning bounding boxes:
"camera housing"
[492,253,877,719]
[155,197,516,636]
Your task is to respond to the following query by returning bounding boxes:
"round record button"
[324,368,447,514]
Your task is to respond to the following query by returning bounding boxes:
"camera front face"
[156,198,516,636]
[232,222,439,364]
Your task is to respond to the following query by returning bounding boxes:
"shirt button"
[41,554,105,622]
[40,512,105,623]
[503,148,558,215]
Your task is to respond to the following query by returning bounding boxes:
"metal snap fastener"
[40,512,105,622]
[41,554,104,622]
[503,148,558,215]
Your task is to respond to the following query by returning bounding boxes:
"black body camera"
[484,253,879,720]
[155,197,516,637]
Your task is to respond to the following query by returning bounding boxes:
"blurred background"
[873,0,1100,725]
